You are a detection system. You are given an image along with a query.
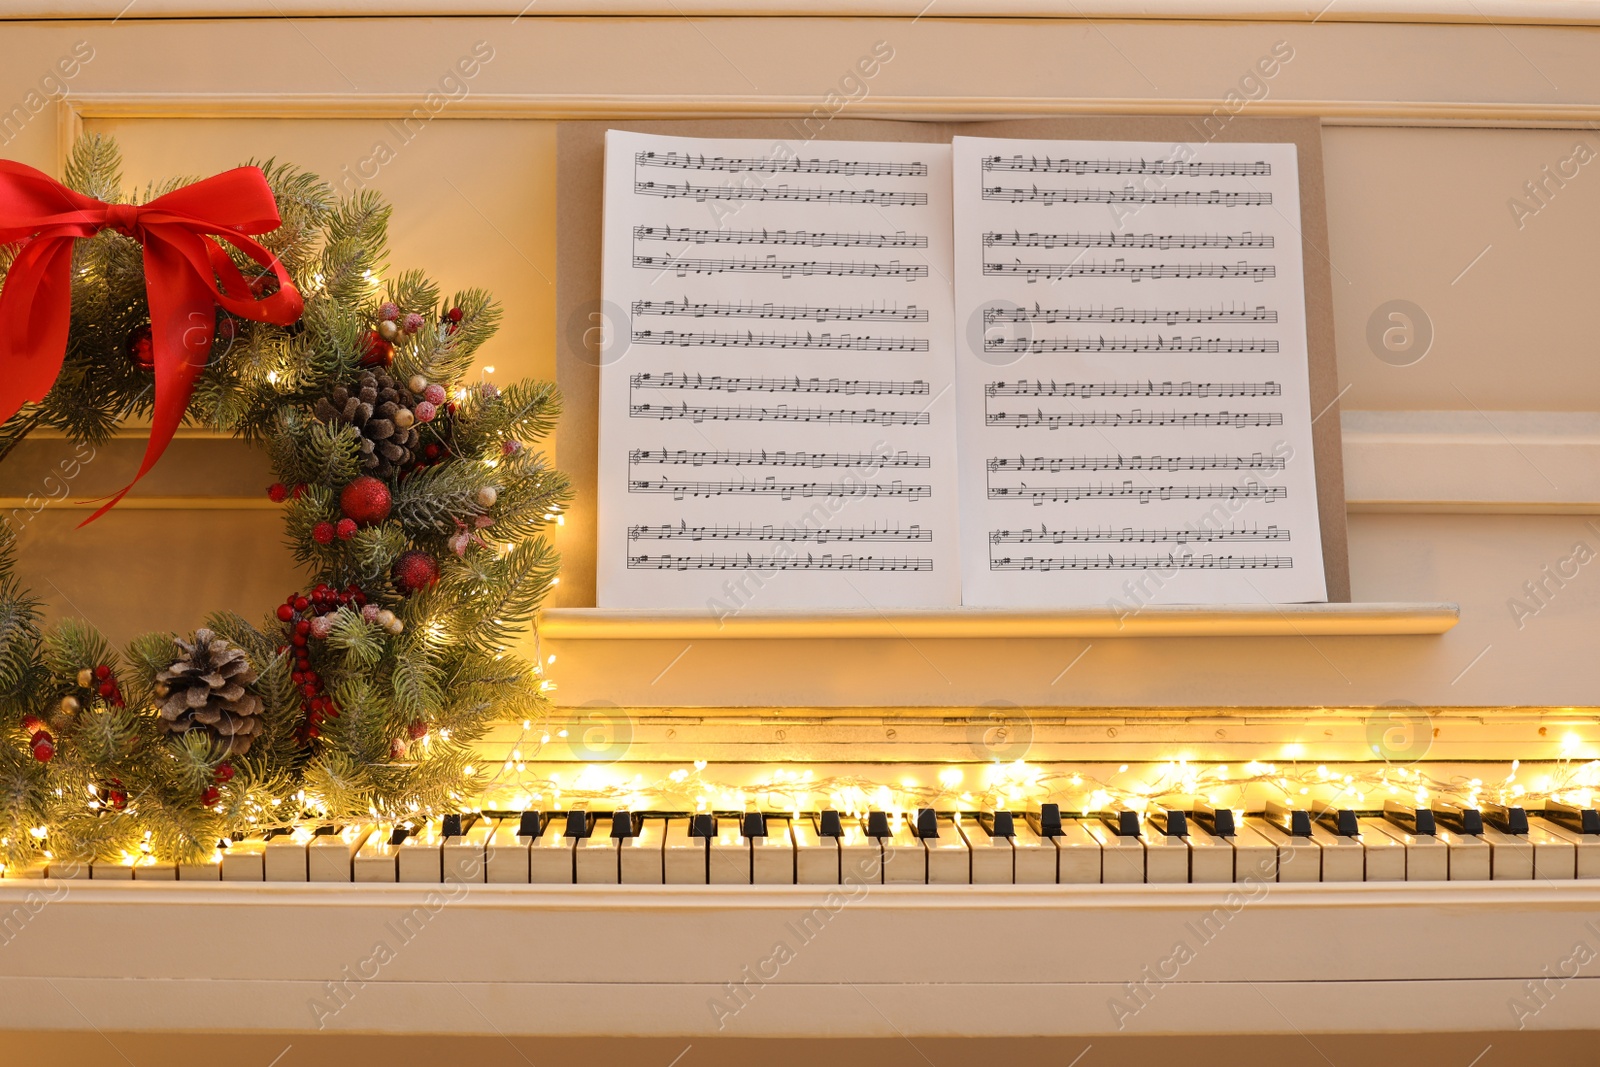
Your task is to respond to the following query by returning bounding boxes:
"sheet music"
[951,137,1327,606]
[599,131,960,609]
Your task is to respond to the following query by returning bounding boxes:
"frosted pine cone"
[155,629,264,756]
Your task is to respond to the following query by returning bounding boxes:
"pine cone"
[156,629,264,756]
[314,370,420,478]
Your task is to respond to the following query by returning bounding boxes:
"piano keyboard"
[29,801,1596,885]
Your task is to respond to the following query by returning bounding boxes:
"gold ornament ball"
[76,668,93,688]
[377,319,400,341]
[407,375,428,394]
[393,407,415,429]
[60,695,80,715]
[476,486,497,508]
[386,618,406,635]
[375,609,396,629]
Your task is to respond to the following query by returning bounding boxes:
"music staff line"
[635,254,926,279]
[984,305,1277,325]
[629,553,934,572]
[986,454,1287,473]
[635,225,928,249]
[636,181,927,206]
[985,261,1275,281]
[986,410,1284,430]
[988,554,1292,571]
[631,402,930,426]
[633,298,930,323]
[987,483,1288,504]
[632,329,928,352]
[982,155,1272,178]
[636,151,929,177]
[988,524,1288,545]
[630,521,933,543]
[984,336,1279,355]
[985,381,1281,399]
[982,187,1272,207]
[631,373,930,396]
[628,448,931,469]
[984,231,1274,250]
[629,478,931,500]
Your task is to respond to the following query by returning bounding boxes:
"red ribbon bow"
[0,160,304,521]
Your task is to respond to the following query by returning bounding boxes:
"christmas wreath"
[0,137,569,870]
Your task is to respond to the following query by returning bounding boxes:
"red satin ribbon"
[0,160,304,521]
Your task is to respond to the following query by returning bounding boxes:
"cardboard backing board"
[554,117,1349,606]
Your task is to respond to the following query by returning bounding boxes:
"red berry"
[294,596,309,611]
[446,307,464,323]
[201,786,220,806]
[30,735,53,762]
[291,672,305,685]
[267,482,289,503]
[20,714,44,734]
[392,549,440,594]
[339,476,392,526]
[408,721,428,740]
[106,789,127,810]
[295,620,311,636]
[94,665,111,680]
[213,762,235,783]
[276,604,295,622]
[292,634,307,647]
[307,727,321,739]
[291,484,306,499]
[98,682,116,699]
[312,521,335,545]
[336,518,358,540]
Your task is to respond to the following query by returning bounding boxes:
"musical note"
[631,330,928,352]
[629,478,932,500]
[983,231,1274,250]
[982,304,1276,325]
[629,521,933,543]
[986,454,1286,473]
[631,403,930,426]
[984,260,1275,281]
[632,298,930,323]
[985,411,1284,430]
[981,155,1272,177]
[635,254,927,279]
[635,225,929,248]
[982,187,1272,206]
[636,151,928,176]
[985,381,1282,399]
[986,484,1287,504]
[631,373,930,395]
[627,448,931,469]
[630,553,934,571]
[635,181,927,206]
[988,554,1292,570]
[983,336,1279,355]
[988,524,1288,545]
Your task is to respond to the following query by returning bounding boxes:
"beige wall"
[2,16,1599,709]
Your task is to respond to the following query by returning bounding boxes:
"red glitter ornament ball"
[339,475,392,526]
[360,330,394,368]
[391,550,440,593]
[30,732,54,762]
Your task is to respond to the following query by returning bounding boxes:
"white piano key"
[485,819,531,884]
[795,817,839,885]
[46,858,91,880]
[1529,817,1600,879]
[751,818,795,885]
[709,818,750,885]
[1008,818,1055,884]
[1367,818,1448,881]
[879,816,926,885]
[1141,824,1190,885]
[529,817,575,884]
[1,860,49,879]
[309,824,373,882]
[1229,825,1279,884]
[397,821,445,883]
[1079,819,1142,884]
[957,816,1012,885]
[838,822,880,886]
[1184,822,1235,884]
[1351,819,1407,882]
[575,823,619,884]
[1527,821,1578,879]
[177,842,224,881]
[1247,818,1320,882]
[1308,824,1364,883]
[1480,826,1534,879]
[354,826,400,883]
[220,834,268,881]
[663,818,707,884]
[133,860,176,880]
[1439,829,1492,881]
[443,817,496,884]
[264,827,316,882]
[924,816,971,885]
[90,860,136,880]
[1051,819,1104,884]
[620,818,665,884]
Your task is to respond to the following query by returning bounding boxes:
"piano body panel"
[4,882,1600,1038]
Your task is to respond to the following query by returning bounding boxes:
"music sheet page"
[598,131,961,611]
[951,136,1328,607]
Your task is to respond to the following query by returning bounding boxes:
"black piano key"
[1100,809,1141,838]
[865,811,891,839]
[913,809,938,839]
[1037,803,1063,837]
[689,813,716,839]
[1148,809,1188,837]
[741,812,768,839]
[312,825,337,837]
[1266,800,1312,837]
[818,809,844,838]
[441,814,464,838]
[1483,803,1529,835]
[516,811,543,838]
[609,811,637,839]
[986,811,1016,838]
[388,826,410,846]
[1316,808,1361,837]
[565,810,593,839]
[1192,801,1235,838]
[1382,800,1436,836]
[1543,801,1600,835]
[1431,803,1482,835]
